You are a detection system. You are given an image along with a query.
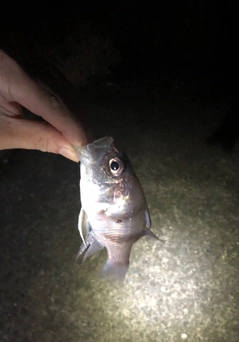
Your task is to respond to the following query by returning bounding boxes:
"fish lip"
[84,136,114,152]
[75,136,114,160]
[90,136,114,148]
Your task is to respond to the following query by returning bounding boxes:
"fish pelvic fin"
[78,208,91,246]
[76,231,104,262]
[100,259,129,282]
[82,238,104,263]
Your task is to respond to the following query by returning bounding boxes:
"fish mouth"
[77,136,114,162]
[89,136,114,149]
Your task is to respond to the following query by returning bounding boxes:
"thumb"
[0,115,79,162]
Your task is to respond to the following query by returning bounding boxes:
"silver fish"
[75,136,159,280]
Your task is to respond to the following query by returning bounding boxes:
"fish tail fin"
[100,259,129,282]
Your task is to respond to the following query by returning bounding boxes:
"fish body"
[76,136,158,280]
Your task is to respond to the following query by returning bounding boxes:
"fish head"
[77,136,147,230]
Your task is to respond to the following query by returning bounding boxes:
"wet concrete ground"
[0,86,239,342]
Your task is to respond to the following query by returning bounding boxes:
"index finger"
[17,79,88,148]
[1,51,88,147]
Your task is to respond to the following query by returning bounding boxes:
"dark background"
[0,1,236,94]
[1,3,239,342]
[1,1,237,149]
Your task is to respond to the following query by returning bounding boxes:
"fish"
[75,136,160,281]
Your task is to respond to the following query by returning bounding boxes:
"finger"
[0,98,23,117]
[17,81,88,147]
[0,114,79,162]
[0,50,88,147]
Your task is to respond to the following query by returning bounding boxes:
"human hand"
[0,49,89,162]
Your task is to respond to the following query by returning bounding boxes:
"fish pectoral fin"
[145,208,151,229]
[144,228,165,243]
[144,228,158,239]
[78,208,91,246]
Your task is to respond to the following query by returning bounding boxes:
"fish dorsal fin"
[78,208,91,246]
[145,208,151,229]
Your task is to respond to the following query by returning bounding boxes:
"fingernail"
[59,147,79,162]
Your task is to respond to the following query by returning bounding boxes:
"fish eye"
[109,158,124,176]
[111,161,119,170]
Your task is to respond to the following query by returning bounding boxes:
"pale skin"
[0,49,88,162]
